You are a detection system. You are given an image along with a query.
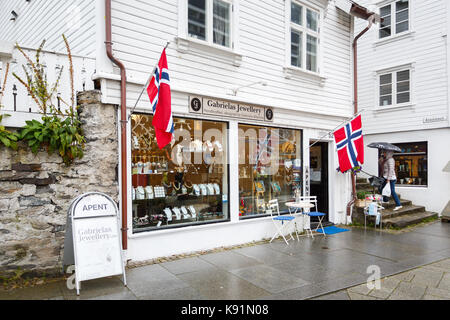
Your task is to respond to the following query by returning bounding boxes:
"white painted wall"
[362,129,450,215]
[0,0,96,57]
[354,0,450,134]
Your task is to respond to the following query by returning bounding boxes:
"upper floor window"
[379,0,409,39]
[290,1,320,73]
[188,0,232,48]
[379,68,410,107]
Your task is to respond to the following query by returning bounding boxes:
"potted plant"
[356,191,369,207]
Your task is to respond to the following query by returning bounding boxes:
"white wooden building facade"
[0,0,371,262]
[355,0,450,215]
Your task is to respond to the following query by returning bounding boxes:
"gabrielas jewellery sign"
[64,192,126,295]
[189,96,274,122]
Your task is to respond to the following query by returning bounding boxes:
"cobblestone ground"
[313,258,450,300]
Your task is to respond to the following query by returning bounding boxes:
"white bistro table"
[285,201,315,238]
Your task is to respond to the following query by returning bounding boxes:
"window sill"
[374,102,415,113]
[374,31,415,48]
[283,66,327,86]
[176,36,243,67]
[397,185,428,189]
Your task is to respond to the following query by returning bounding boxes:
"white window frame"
[180,0,236,49]
[284,0,324,81]
[375,63,414,110]
[377,0,411,40]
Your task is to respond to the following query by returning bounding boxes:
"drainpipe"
[346,13,376,217]
[105,0,128,250]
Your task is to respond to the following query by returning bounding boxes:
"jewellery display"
[200,184,208,196]
[145,186,154,199]
[193,184,201,196]
[207,184,215,195]
[172,207,182,220]
[181,206,190,219]
[188,205,197,218]
[153,186,166,198]
[163,208,173,221]
[132,114,228,232]
[136,186,146,200]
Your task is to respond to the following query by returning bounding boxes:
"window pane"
[131,114,229,232]
[397,81,409,93]
[306,35,317,72]
[397,70,410,82]
[380,73,392,85]
[380,5,391,17]
[380,84,392,96]
[307,9,318,31]
[188,0,206,40]
[291,2,303,25]
[396,0,409,12]
[396,21,409,33]
[213,0,230,47]
[379,26,391,38]
[396,9,408,23]
[397,92,410,104]
[238,125,302,219]
[291,30,302,68]
[380,14,391,28]
[393,141,427,186]
[380,95,392,106]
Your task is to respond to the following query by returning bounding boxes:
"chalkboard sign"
[65,192,126,295]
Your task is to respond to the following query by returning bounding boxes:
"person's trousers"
[379,179,401,207]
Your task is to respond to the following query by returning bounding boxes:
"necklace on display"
[173,182,181,191]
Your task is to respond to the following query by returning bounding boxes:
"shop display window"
[131,114,229,232]
[238,124,302,218]
[391,142,427,186]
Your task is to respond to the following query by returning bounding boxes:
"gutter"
[105,0,128,250]
[346,7,378,217]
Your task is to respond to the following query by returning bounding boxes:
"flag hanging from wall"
[333,114,364,173]
[147,48,174,149]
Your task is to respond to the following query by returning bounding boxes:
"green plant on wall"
[12,35,85,165]
[0,62,19,150]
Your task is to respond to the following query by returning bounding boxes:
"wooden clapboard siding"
[0,0,96,57]
[104,0,354,129]
[355,0,449,134]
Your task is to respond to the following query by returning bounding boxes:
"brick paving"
[315,258,450,300]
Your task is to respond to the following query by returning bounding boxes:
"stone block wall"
[0,91,119,277]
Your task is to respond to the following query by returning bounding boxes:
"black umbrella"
[367,142,402,153]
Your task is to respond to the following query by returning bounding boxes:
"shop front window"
[391,142,427,186]
[238,124,302,218]
[131,114,229,232]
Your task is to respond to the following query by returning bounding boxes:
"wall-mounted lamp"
[10,11,18,21]
[231,81,267,96]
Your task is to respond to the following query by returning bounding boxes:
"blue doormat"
[315,226,349,235]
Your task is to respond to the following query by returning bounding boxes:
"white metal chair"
[268,199,298,245]
[364,202,384,230]
[299,196,327,238]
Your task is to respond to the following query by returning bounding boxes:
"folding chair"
[364,202,384,230]
[300,196,327,238]
[268,199,298,245]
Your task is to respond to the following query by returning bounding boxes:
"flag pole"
[127,41,171,122]
[307,108,366,150]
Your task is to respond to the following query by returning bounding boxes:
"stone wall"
[0,91,119,277]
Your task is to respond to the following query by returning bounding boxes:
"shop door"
[309,142,329,222]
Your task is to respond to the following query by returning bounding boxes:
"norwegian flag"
[334,114,364,173]
[147,48,174,149]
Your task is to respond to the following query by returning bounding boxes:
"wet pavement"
[0,221,449,300]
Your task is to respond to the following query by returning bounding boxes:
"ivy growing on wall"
[0,35,85,165]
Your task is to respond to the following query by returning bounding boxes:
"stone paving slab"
[0,221,448,300]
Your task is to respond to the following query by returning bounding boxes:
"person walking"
[379,150,402,211]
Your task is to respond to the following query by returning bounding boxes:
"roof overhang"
[335,0,382,23]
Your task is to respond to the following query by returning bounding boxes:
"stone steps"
[383,211,439,229]
[353,176,435,229]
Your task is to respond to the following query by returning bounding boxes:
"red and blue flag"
[334,114,364,173]
[147,48,174,149]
